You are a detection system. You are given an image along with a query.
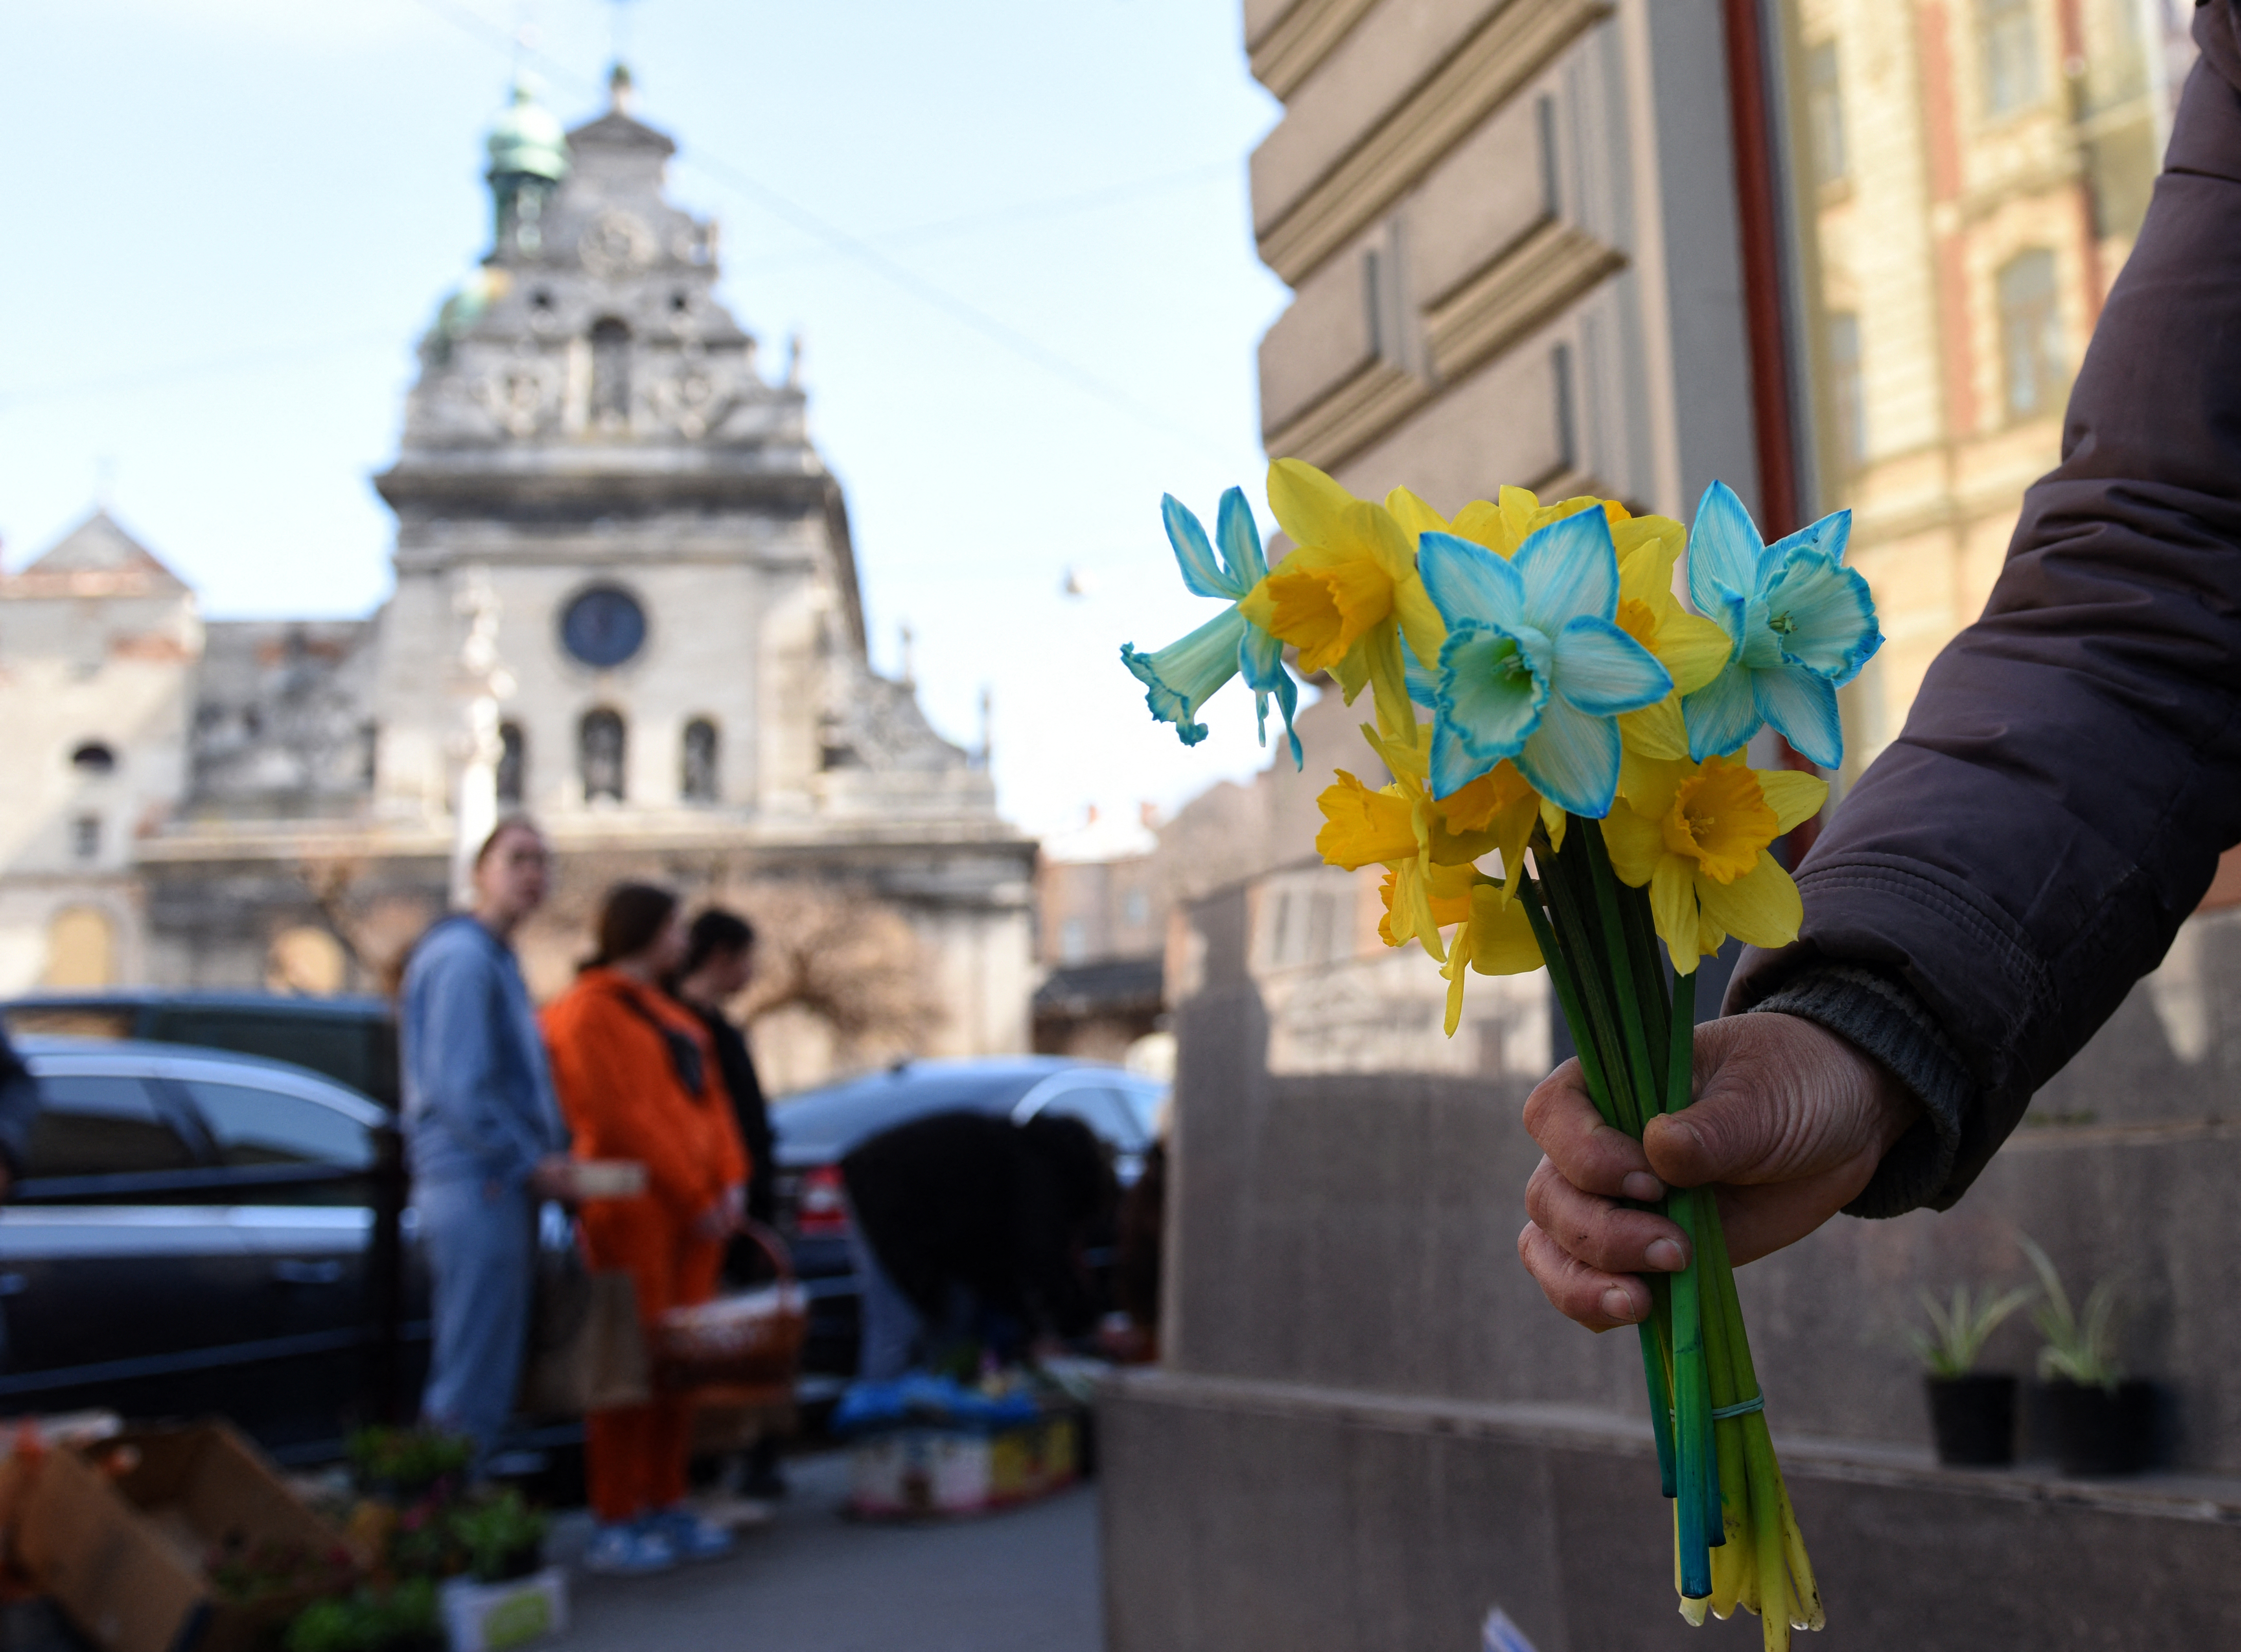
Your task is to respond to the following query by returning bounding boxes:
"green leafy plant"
[204,1533,355,1603]
[345,1426,472,1498]
[448,1489,549,1584]
[2017,1232,2124,1390]
[1902,1283,2036,1378]
[283,1579,439,1652]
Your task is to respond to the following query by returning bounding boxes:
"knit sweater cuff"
[1748,965,1975,1218]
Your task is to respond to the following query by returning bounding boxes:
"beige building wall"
[1778,0,2184,773]
[1244,0,1769,544]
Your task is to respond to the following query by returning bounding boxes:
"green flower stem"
[1522,873,1676,1500]
[1578,820,1666,1122]
[1535,838,1643,1136]
[1668,1186,1715,1598]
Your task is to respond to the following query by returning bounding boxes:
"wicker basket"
[654,1221,807,1391]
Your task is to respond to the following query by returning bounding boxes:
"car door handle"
[271,1260,345,1286]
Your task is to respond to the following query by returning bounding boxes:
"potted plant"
[1904,1281,2034,1465]
[448,1490,548,1584]
[2018,1234,2153,1476]
[284,1579,442,1652]
[346,1426,473,1504]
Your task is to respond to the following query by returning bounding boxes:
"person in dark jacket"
[667,908,776,1242]
[1517,3,2241,1330]
[842,1110,1114,1379]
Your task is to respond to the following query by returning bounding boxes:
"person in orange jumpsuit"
[542,882,748,1576]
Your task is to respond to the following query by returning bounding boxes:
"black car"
[1,991,398,1109]
[0,1036,425,1460]
[771,1057,1167,1384]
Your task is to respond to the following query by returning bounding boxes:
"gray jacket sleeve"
[1727,14,2241,1214]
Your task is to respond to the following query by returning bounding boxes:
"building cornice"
[1248,0,1384,99]
[1263,218,1624,472]
[1255,0,1613,287]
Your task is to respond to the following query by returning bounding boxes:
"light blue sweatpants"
[417,1176,535,1458]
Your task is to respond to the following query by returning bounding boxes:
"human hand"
[528,1153,578,1205]
[1515,1012,1922,1332]
[692,1191,744,1242]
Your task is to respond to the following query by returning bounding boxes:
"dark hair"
[474,815,544,868]
[682,908,756,978]
[587,882,679,970]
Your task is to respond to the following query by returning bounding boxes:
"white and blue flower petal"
[1430,711,1498,799]
[1159,495,1237,600]
[1760,506,1853,584]
[1551,616,1672,716]
[1764,552,1880,684]
[1121,607,1249,746]
[1753,665,1844,769]
[1435,623,1547,759]
[1215,487,1268,587]
[1681,662,1762,761]
[1400,633,1439,708]
[1418,531,1527,631]
[1238,622,1304,769]
[1517,692,1623,818]
[1686,480,1765,616]
[1515,506,1618,628]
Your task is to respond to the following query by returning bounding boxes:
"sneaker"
[584,1521,677,1576]
[649,1504,736,1561]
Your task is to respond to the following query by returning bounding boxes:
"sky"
[0,0,1305,838]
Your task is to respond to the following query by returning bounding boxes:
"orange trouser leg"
[587,1404,657,1525]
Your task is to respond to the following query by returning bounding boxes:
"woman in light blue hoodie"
[400,818,573,1457]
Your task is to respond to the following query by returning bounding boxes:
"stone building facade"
[0,75,1035,1087]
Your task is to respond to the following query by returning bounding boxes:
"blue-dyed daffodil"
[1121,488,1303,767]
[1680,482,1879,768]
[1417,507,1673,815]
[1609,511,1734,760]
[1604,751,1828,972]
[1238,461,1445,740]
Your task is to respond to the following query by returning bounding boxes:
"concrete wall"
[1101,885,2241,1649]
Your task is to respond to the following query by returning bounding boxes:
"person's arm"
[546,1000,722,1221]
[1520,14,2241,1325]
[412,941,541,1189]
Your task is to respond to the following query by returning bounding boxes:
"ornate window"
[69,741,116,775]
[496,722,526,806]
[681,718,719,803]
[1979,0,2042,118]
[590,317,631,424]
[579,708,626,803]
[1997,250,2063,420]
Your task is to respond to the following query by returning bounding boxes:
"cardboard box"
[848,1410,1078,1519]
[17,1423,354,1652]
[439,1565,568,1652]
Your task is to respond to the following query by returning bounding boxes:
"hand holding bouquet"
[1122,460,1881,1646]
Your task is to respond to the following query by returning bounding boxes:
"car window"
[1036,1084,1141,1148]
[178,1079,375,1170]
[145,1010,387,1103]
[25,1073,198,1178]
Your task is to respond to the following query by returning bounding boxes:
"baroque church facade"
[0,74,1035,1088]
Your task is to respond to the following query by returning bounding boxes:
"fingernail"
[1621,1171,1663,1203]
[1645,1238,1686,1272]
[1601,1287,1638,1323]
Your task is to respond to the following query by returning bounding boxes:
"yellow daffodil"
[1609,513,1735,760]
[1437,880,1544,1034]
[1239,460,1445,739]
[1427,757,1562,895]
[1604,752,1827,972]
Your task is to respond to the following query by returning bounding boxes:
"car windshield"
[774,1067,1054,1163]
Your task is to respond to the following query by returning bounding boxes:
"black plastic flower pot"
[2043,1378,2154,1476]
[1925,1373,2016,1466]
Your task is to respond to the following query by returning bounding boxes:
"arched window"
[579,708,626,802]
[496,722,526,806]
[681,718,719,803]
[1997,250,2063,420]
[590,317,631,424]
[69,741,116,775]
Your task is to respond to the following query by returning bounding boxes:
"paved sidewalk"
[551,1451,1104,1652]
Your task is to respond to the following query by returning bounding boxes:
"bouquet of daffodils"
[1121,460,1880,1645]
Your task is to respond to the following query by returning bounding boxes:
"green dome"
[487,79,569,182]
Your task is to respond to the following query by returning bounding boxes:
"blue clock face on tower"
[560,585,647,668]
